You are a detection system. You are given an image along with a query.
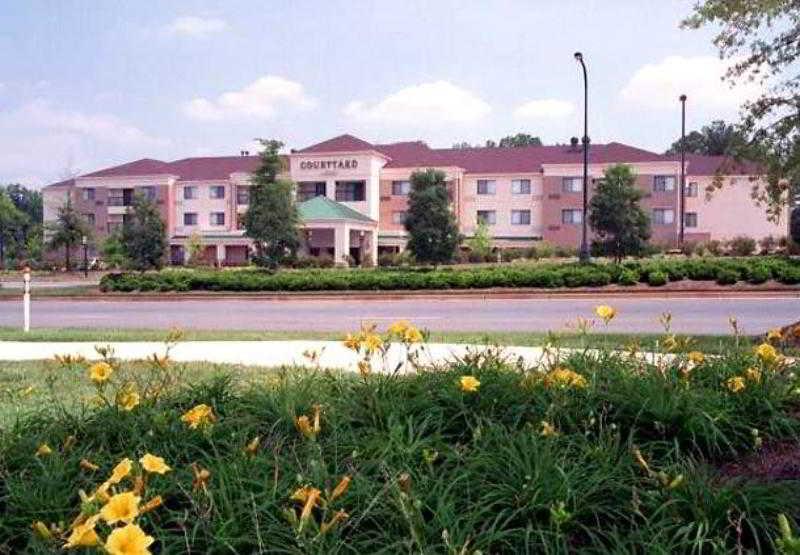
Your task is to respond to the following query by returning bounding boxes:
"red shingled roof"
[671,154,761,176]
[297,134,378,154]
[82,158,174,178]
[167,155,265,181]
[42,178,75,190]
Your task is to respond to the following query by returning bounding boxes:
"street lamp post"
[82,235,88,278]
[679,94,687,246]
[574,52,591,263]
[22,266,30,333]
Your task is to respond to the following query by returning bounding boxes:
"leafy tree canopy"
[664,120,747,156]
[452,133,543,149]
[404,168,461,265]
[121,194,168,271]
[47,197,91,271]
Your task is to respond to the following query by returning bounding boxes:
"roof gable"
[298,195,375,223]
[297,134,375,153]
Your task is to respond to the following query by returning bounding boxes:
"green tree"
[664,120,746,156]
[186,230,204,267]
[101,230,128,269]
[0,184,42,263]
[121,194,167,271]
[498,133,543,148]
[404,168,461,265]
[588,164,651,262]
[243,139,300,268]
[47,197,91,271]
[684,1,800,219]
[467,220,492,260]
[0,191,25,269]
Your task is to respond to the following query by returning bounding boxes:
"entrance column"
[370,229,378,266]
[334,223,350,266]
[216,245,226,267]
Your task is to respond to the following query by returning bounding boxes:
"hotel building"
[43,134,786,266]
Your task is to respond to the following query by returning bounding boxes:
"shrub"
[680,241,699,257]
[727,236,757,257]
[759,235,777,255]
[534,241,556,258]
[617,269,639,286]
[648,271,668,286]
[698,240,724,257]
[715,267,740,285]
[747,265,771,284]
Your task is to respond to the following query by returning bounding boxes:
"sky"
[0,0,765,187]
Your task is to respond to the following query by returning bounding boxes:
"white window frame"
[653,208,675,225]
[477,180,496,195]
[654,176,676,193]
[391,181,411,196]
[511,179,531,195]
[476,210,497,225]
[511,209,531,225]
[210,212,225,226]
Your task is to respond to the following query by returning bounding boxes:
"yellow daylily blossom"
[139,453,171,475]
[403,326,424,344]
[117,387,140,412]
[330,475,351,502]
[362,333,383,353]
[755,342,780,365]
[594,305,616,323]
[88,362,114,384]
[744,367,762,383]
[387,320,412,336]
[108,458,133,484]
[64,514,100,549]
[343,333,361,351]
[181,404,216,429]
[104,523,154,555]
[100,491,141,525]
[459,375,481,393]
[299,488,322,522]
[357,359,372,378]
[540,421,559,437]
[543,367,588,389]
[291,485,322,505]
[295,416,316,439]
[687,351,705,365]
[726,376,746,393]
[36,443,53,457]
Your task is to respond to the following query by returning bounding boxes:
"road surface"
[0,295,798,335]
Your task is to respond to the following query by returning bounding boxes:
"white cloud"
[620,55,763,112]
[183,75,316,122]
[164,16,228,38]
[514,99,574,119]
[343,81,492,125]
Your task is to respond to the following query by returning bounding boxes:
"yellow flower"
[459,375,481,393]
[744,367,762,383]
[594,305,616,323]
[755,342,780,365]
[343,333,361,351]
[726,376,746,393]
[357,359,371,378]
[388,320,411,336]
[291,485,322,505]
[403,326,424,344]
[100,491,141,525]
[88,362,114,384]
[36,443,53,457]
[181,404,215,429]
[108,458,133,484]
[543,367,588,389]
[64,515,100,549]
[244,436,261,456]
[363,333,383,353]
[80,458,100,472]
[540,421,559,437]
[139,453,171,475]
[32,521,53,540]
[330,475,351,502]
[767,328,783,342]
[687,351,705,365]
[141,495,163,514]
[299,488,321,522]
[117,387,140,412]
[104,523,154,555]
[295,415,316,439]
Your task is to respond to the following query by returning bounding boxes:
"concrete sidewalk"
[0,340,552,373]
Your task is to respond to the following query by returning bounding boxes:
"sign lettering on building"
[299,159,359,170]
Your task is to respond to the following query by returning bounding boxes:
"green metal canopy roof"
[297,196,376,223]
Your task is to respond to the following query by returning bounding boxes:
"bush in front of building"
[99,256,800,293]
[727,235,757,257]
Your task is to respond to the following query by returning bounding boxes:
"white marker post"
[23,266,31,333]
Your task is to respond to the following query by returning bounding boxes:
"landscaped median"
[98,255,800,293]
[3,318,800,551]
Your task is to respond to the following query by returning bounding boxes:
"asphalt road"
[0,295,798,335]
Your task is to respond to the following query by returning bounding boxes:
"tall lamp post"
[679,94,687,246]
[81,235,88,278]
[574,52,591,263]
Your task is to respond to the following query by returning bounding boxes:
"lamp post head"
[81,235,87,246]
[679,94,687,102]
[573,52,583,62]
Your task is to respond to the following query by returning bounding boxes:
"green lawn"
[0,326,759,354]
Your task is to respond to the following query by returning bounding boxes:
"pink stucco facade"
[42,134,788,265]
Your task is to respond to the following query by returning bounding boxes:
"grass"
[0,326,764,354]
[0,286,99,298]
[2,330,800,553]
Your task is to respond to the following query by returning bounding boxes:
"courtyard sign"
[299,159,359,170]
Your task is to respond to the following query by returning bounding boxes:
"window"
[82,188,95,201]
[684,212,698,228]
[236,186,249,205]
[477,180,496,195]
[686,182,699,197]
[140,186,156,201]
[392,211,407,224]
[184,186,198,200]
[210,185,226,199]
[561,209,583,224]
[335,181,365,202]
[653,208,675,225]
[183,213,198,226]
[84,213,95,226]
[562,177,583,193]
[511,179,531,194]
[511,210,531,225]
[297,182,326,202]
[392,180,411,196]
[476,210,497,225]
[210,212,225,226]
[654,175,676,192]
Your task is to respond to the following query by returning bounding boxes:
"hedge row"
[98,256,800,293]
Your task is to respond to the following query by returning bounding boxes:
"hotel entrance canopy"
[297,196,378,265]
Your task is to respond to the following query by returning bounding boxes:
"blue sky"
[0,0,763,186]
